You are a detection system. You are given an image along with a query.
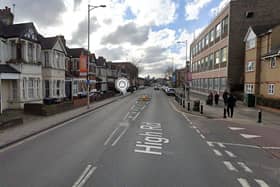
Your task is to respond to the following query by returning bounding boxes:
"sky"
[0,0,230,78]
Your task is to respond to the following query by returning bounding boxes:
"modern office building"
[190,0,280,95]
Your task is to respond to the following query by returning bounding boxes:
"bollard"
[258,109,262,123]
[183,100,185,108]
[224,107,227,118]
[200,105,203,114]
[188,102,191,111]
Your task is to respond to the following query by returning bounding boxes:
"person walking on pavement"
[214,92,219,105]
[223,90,229,106]
[227,93,237,118]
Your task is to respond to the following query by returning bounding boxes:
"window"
[209,54,214,69]
[57,80,60,96]
[12,80,17,99]
[205,34,209,46]
[73,81,78,96]
[22,78,27,99]
[45,80,50,97]
[221,16,229,35]
[55,52,60,68]
[221,47,228,63]
[214,78,219,90]
[201,58,205,71]
[270,57,277,68]
[220,78,227,91]
[205,56,209,70]
[11,40,16,59]
[246,61,255,72]
[246,38,256,49]
[28,43,33,62]
[28,79,34,98]
[202,38,205,49]
[198,41,201,52]
[268,84,275,95]
[210,29,215,42]
[215,23,221,39]
[215,50,221,64]
[44,52,49,67]
[245,84,254,94]
[209,78,213,90]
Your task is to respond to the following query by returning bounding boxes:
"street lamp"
[176,40,190,103]
[87,4,106,109]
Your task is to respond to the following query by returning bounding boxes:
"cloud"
[70,16,100,46]
[96,46,127,61]
[1,0,67,26]
[210,0,230,16]
[73,0,82,11]
[101,22,149,45]
[185,0,212,21]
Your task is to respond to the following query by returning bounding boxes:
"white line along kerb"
[72,165,97,187]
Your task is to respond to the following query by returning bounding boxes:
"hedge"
[256,96,280,109]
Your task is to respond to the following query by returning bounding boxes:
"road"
[0,88,279,187]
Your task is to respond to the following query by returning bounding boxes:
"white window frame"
[268,84,275,95]
[246,38,256,50]
[215,23,222,39]
[245,84,254,94]
[246,61,255,72]
[270,57,277,68]
[215,50,220,64]
[28,79,34,99]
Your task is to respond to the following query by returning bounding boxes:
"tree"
[165,65,173,79]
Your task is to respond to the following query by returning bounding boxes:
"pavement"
[0,88,279,187]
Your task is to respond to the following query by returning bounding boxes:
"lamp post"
[176,40,190,103]
[87,4,106,109]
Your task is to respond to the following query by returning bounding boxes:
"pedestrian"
[214,92,219,105]
[222,90,229,106]
[227,93,237,118]
[207,92,213,105]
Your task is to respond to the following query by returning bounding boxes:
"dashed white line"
[223,161,238,172]
[112,127,128,146]
[255,179,270,187]
[72,165,97,187]
[104,127,119,146]
[123,112,130,120]
[217,142,226,148]
[200,134,205,139]
[237,162,253,173]
[207,141,214,147]
[225,150,236,158]
[132,112,141,121]
[237,178,251,187]
[213,149,223,156]
[141,105,146,110]
[130,105,135,110]
[196,129,201,134]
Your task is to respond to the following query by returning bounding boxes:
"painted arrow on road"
[240,134,262,139]
[229,127,245,131]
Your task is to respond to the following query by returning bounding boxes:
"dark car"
[154,86,160,90]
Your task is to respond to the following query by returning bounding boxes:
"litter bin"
[245,94,255,107]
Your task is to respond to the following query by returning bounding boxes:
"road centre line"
[217,142,226,148]
[213,149,222,156]
[223,161,238,172]
[237,162,253,173]
[72,165,97,187]
[225,150,236,158]
[132,112,141,121]
[255,179,270,187]
[112,127,128,146]
[207,141,214,147]
[237,178,251,187]
[200,134,205,139]
[208,141,260,149]
[104,127,119,146]
[196,129,201,134]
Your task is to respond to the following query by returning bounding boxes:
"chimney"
[0,6,14,25]
[56,35,66,46]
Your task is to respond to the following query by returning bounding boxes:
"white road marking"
[130,105,135,110]
[104,127,119,146]
[132,112,141,121]
[196,129,201,134]
[112,127,128,146]
[223,161,238,172]
[192,126,197,129]
[207,141,214,147]
[229,127,245,131]
[200,134,205,139]
[123,112,130,120]
[72,165,97,187]
[225,150,236,158]
[208,141,260,149]
[213,149,222,156]
[240,134,262,139]
[262,146,280,150]
[217,142,226,148]
[255,179,270,187]
[141,105,146,110]
[237,162,253,173]
[237,178,251,187]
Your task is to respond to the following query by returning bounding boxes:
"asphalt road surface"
[0,88,279,187]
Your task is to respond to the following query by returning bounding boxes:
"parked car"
[138,85,145,89]
[166,88,175,96]
[154,86,160,90]
[89,89,101,97]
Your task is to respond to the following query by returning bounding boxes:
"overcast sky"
[0,0,229,78]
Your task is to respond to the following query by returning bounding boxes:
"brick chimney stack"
[0,6,14,26]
